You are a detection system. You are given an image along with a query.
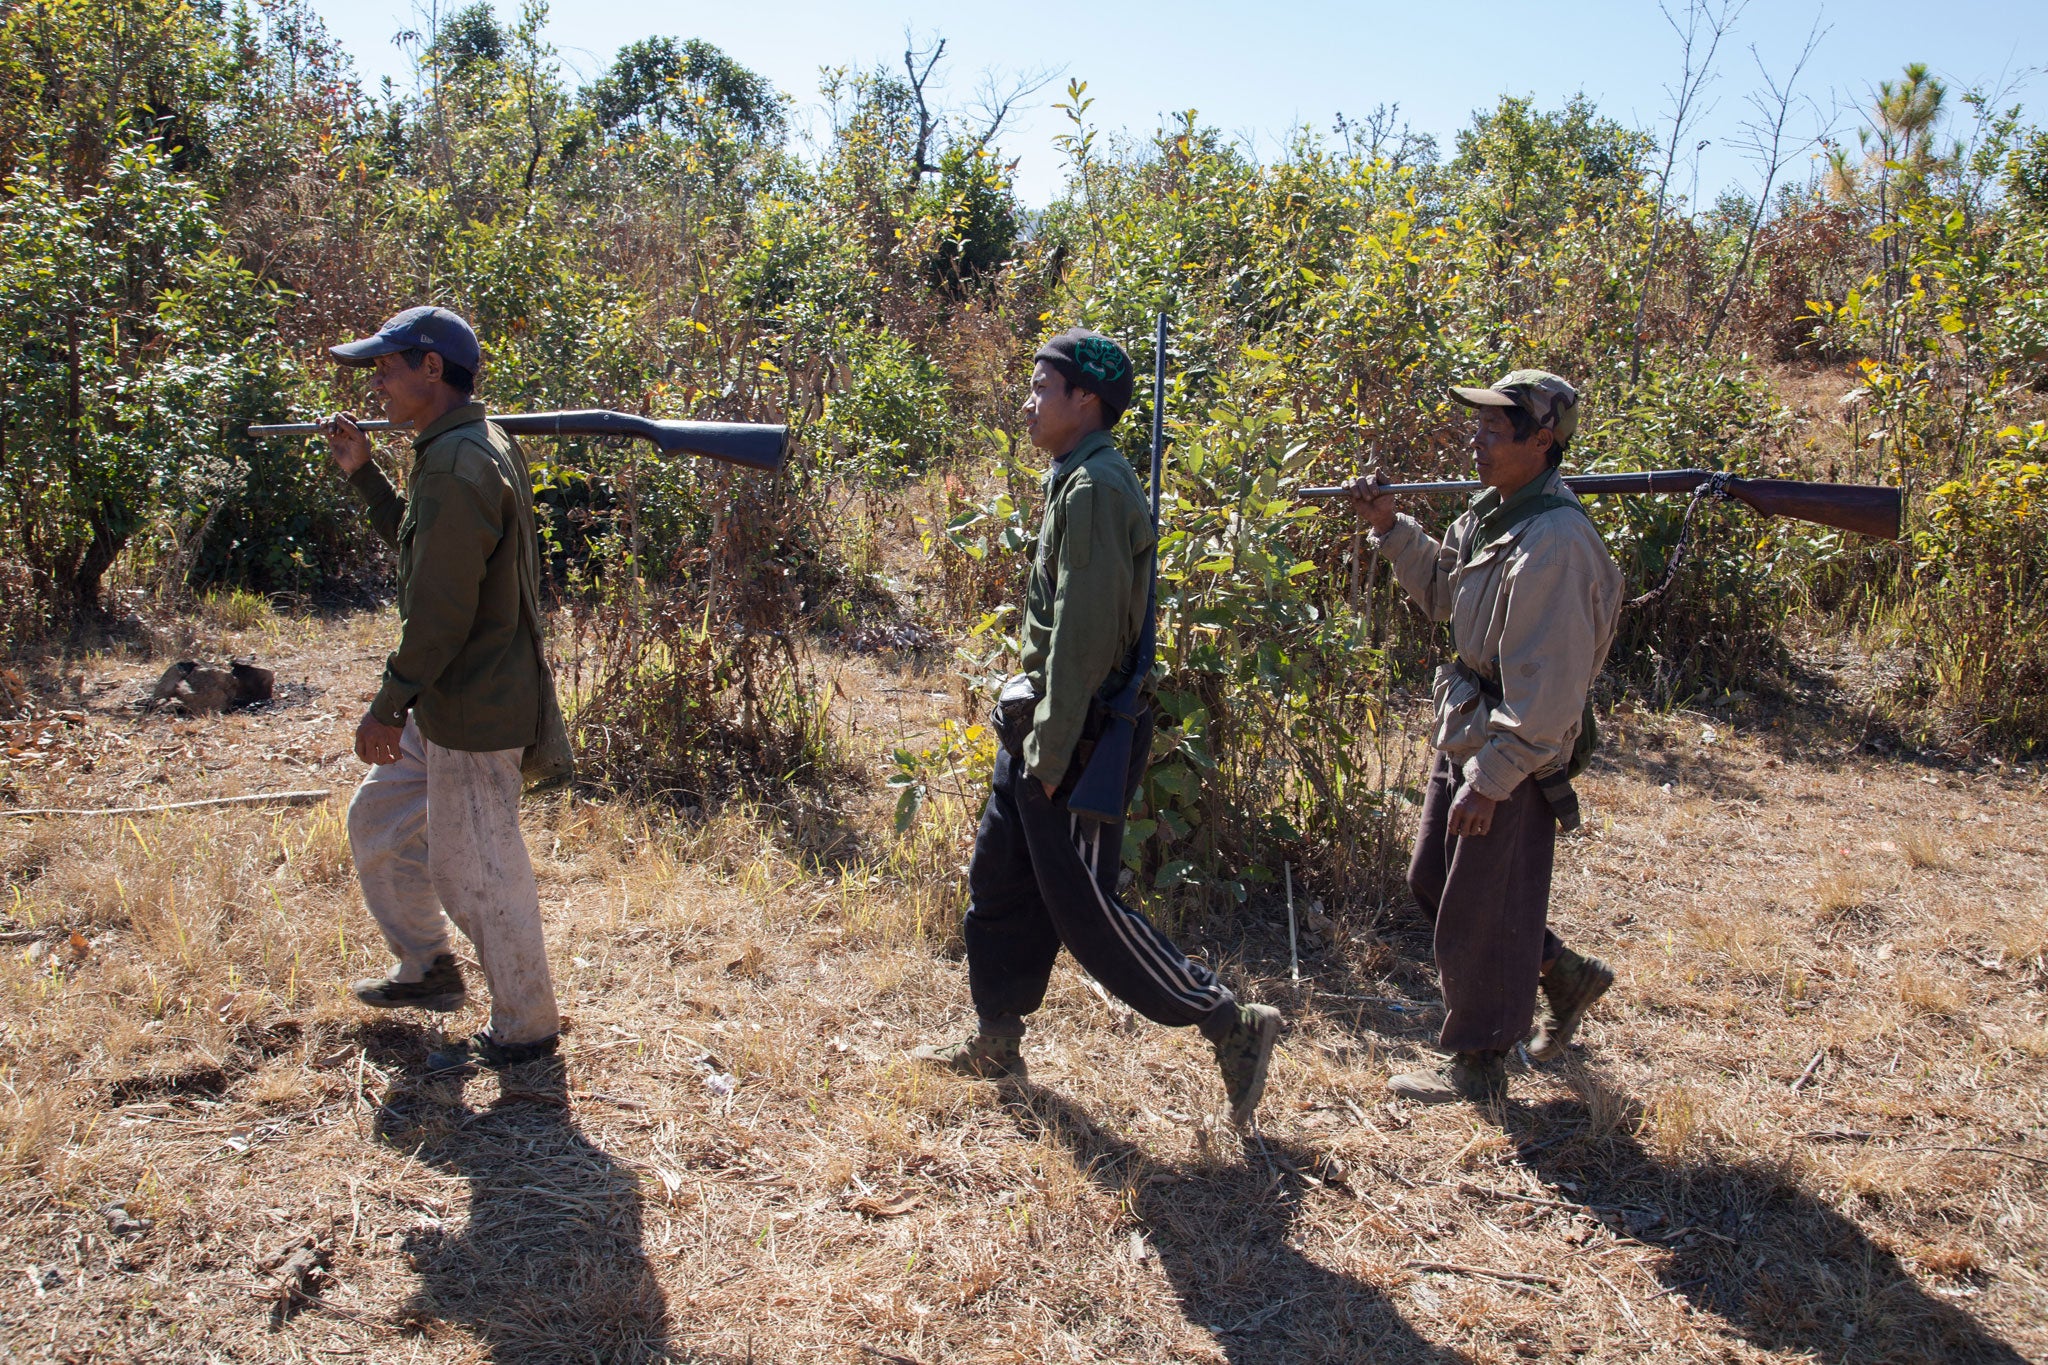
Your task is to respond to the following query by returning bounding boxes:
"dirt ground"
[2,604,2045,1364]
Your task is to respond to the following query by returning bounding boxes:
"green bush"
[1900,424,2048,751]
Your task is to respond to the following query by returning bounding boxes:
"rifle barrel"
[249,408,788,470]
[248,420,402,436]
[1297,468,1903,540]
[1148,312,1167,527]
[1297,470,1720,498]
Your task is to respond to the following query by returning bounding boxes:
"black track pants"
[964,714,1234,1033]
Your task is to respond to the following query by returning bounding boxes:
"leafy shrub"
[1581,366,1831,701]
[1737,198,1872,360]
[565,488,842,805]
[1899,424,2048,751]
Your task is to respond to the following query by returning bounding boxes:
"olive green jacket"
[348,403,543,753]
[1018,429,1155,787]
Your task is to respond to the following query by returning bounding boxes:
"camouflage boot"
[910,1030,1025,1079]
[1527,948,1615,1062]
[1386,1050,1508,1105]
[1211,1002,1283,1126]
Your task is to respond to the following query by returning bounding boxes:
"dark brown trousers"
[1408,751,1568,1053]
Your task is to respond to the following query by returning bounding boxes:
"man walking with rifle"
[913,327,1282,1126]
[317,306,564,1073]
[1348,370,1620,1105]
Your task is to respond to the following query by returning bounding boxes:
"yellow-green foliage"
[1908,425,2048,749]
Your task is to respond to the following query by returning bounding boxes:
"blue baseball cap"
[330,306,482,374]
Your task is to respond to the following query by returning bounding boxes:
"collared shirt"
[1016,429,1156,786]
[1371,466,1622,801]
[348,402,543,753]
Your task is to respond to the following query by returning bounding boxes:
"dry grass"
[1,621,2044,1362]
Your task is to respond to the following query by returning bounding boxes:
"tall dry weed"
[1899,825,1957,871]
[0,1085,67,1177]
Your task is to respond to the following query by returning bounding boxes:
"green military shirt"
[1018,428,1156,787]
[348,402,543,753]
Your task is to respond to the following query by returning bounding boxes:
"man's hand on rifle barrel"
[317,412,374,476]
[1343,472,1397,535]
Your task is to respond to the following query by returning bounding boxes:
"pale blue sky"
[306,0,2047,207]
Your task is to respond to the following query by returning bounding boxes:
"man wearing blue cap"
[319,306,562,1071]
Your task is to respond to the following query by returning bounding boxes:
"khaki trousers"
[347,717,560,1044]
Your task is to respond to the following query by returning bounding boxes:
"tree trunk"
[71,514,124,617]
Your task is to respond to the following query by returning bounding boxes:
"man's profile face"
[1471,405,1553,494]
[369,350,446,427]
[1021,360,1100,457]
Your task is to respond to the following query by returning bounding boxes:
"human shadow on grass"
[1507,1086,2028,1365]
[366,1036,671,1363]
[1004,1082,1470,1365]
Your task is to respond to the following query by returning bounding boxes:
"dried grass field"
[3,610,2046,1364]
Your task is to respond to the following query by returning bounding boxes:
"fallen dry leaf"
[846,1193,922,1219]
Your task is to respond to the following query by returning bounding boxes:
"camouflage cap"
[1450,369,1580,444]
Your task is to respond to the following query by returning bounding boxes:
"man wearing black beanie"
[913,328,1283,1127]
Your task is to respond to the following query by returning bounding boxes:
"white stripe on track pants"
[962,717,1233,1033]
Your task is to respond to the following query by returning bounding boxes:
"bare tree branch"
[1703,19,1832,352]
[902,31,947,179]
[1629,0,1746,384]
[967,62,1063,155]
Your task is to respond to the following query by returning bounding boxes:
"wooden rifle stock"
[1717,476,1900,540]
[249,408,789,471]
[1297,468,1902,540]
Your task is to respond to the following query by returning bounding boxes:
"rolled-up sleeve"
[348,462,406,549]
[1373,513,1459,622]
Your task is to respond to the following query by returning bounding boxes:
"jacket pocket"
[1450,544,1506,652]
[1430,660,1490,757]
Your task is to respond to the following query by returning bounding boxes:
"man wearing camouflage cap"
[1348,370,1622,1105]
[913,328,1283,1126]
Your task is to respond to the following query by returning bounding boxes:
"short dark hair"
[1505,403,1570,464]
[1041,358,1126,427]
[399,346,475,395]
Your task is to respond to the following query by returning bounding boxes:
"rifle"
[1297,469,1902,540]
[1068,312,1168,824]
[248,408,789,471]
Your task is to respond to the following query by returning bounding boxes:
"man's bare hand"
[1447,785,1499,838]
[319,411,373,476]
[355,712,404,767]
[1343,472,1397,535]
[1042,779,1058,800]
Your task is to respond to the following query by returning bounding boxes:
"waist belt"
[1461,661,1582,833]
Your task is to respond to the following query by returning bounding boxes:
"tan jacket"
[1372,467,1622,802]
